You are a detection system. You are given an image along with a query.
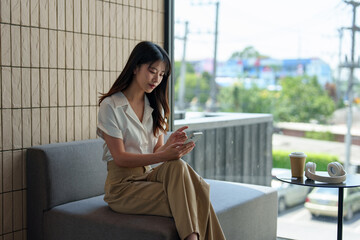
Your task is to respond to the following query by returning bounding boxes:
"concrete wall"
[175,112,273,186]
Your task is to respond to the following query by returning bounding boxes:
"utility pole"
[340,0,360,172]
[209,1,219,111]
[191,1,220,112]
[337,28,344,103]
[176,21,189,110]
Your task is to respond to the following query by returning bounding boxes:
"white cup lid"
[289,152,307,158]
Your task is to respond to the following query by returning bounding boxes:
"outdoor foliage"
[218,75,336,123]
[273,76,335,123]
[173,61,195,80]
[273,150,339,171]
[305,131,335,141]
[174,72,211,107]
[229,46,269,60]
[218,82,275,113]
[174,61,211,108]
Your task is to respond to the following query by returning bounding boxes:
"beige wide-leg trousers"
[104,159,226,240]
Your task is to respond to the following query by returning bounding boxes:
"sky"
[174,0,356,70]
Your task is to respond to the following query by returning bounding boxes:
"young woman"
[97,41,225,240]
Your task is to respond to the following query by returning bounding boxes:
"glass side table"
[276,172,360,240]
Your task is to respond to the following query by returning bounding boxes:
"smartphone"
[183,132,203,145]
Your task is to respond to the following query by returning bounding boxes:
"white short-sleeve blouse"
[97,91,160,162]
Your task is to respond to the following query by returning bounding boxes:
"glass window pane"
[173,1,360,239]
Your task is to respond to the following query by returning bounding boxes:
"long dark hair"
[98,41,171,136]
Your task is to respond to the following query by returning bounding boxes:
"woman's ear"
[133,65,139,75]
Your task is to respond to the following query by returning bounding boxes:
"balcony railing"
[174,112,273,186]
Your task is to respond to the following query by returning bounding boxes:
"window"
[172,1,360,239]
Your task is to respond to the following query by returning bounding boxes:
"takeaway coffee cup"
[289,152,307,178]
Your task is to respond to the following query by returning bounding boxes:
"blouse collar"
[111,91,154,125]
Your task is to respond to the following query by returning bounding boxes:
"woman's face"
[133,60,166,93]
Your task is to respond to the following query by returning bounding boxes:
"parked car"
[272,179,311,212]
[271,168,311,213]
[304,187,360,220]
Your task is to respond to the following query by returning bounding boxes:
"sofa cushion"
[207,179,278,240]
[26,139,107,240]
[27,139,107,209]
[43,179,277,240]
[44,195,180,240]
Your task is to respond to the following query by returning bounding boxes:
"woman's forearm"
[154,142,168,153]
[104,133,167,167]
[103,132,190,168]
[113,151,166,168]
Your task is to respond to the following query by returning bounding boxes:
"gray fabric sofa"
[26,138,277,240]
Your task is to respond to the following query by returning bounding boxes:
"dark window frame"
[164,0,175,131]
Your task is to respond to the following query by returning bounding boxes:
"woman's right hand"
[165,126,188,146]
[160,141,195,161]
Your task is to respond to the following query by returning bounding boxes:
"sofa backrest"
[26,138,106,240]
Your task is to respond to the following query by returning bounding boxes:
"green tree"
[174,61,195,81]
[274,76,335,123]
[230,46,269,60]
[218,76,335,124]
[218,82,275,113]
[174,72,210,107]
